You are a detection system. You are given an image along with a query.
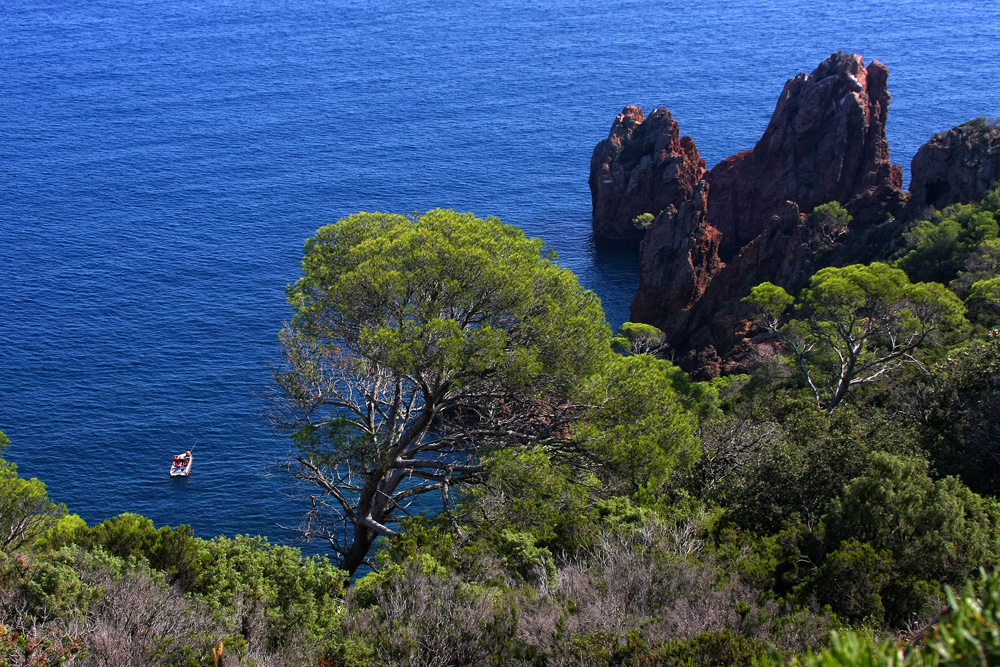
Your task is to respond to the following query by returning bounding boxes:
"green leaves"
[572,355,700,497]
[745,263,966,411]
[897,187,1000,286]
[277,210,622,574]
[757,568,1000,666]
[0,432,66,554]
[288,209,612,396]
[744,282,795,327]
[825,452,1000,593]
[965,277,1000,327]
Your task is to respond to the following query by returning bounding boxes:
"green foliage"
[338,561,521,667]
[923,567,1000,665]
[22,509,348,653]
[809,201,853,244]
[472,447,600,552]
[595,496,654,528]
[495,530,556,587]
[745,263,966,411]
[573,354,701,496]
[964,277,1000,327]
[950,238,1000,298]
[191,535,347,646]
[802,540,894,623]
[759,567,1000,666]
[277,209,616,574]
[757,631,903,667]
[824,452,1000,622]
[687,397,919,536]
[611,320,667,355]
[898,188,1000,287]
[59,512,208,588]
[376,515,461,572]
[744,281,795,327]
[641,629,768,666]
[0,432,66,553]
[35,513,87,551]
[826,453,1000,585]
[1,547,103,619]
[711,525,808,594]
[562,626,769,666]
[810,202,852,226]
[288,209,612,391]
[632,212,656,229]
[913,333,1000,496]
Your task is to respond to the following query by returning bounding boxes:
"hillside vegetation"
[3,195,1000,665]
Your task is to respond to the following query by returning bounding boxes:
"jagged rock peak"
[589,105,705,243]
[909,117,1000,211]
[705,52,903,260]
[629,52,906,379]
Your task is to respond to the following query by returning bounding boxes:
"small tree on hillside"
[744,263,966,412]
[272,210,620,575]
[0,431,66,552]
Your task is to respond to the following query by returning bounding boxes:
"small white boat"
[170,450,193,477]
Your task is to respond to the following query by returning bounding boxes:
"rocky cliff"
[909,117,1000,210]
[630,181,723,343]
[590,106,705,242]
[593,54,1000,379]
[603,53,908,377]
[704,53,904,261]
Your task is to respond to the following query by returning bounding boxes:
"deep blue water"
[2,0,998,549]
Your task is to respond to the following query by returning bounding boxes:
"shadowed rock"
[631,181,723,344]
[910,117,1000,210]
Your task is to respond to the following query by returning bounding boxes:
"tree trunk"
[340,525,377,577]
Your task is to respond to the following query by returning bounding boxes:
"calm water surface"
[1,0,998,547]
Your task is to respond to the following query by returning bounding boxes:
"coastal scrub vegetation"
[2,197,1000,664]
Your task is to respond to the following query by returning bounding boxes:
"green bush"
[824,452,1000,622]
[758,568,1000,666]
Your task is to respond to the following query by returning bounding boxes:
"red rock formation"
[909,117,1000,210]
[590,106,705,242]
[629,53,906,377]
[672,202,830,378]
[635,200,836,378]
[706,53,903,260]
[630,181,724,341]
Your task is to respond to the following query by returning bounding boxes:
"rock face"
[631,181,723,342]
[625,53,906,378]
[909,117,1000,210]
[706,53,903,260]
[590,106,705,242]
[668,202,834,378]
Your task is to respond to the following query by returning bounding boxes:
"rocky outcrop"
[626,53,907,377]
[669,203,835,379]
[705,53,904,260]
[909,117,1000,210]
[590,106,705,242]
[631,181,724,341]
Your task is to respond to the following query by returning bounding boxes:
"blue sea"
[2,0,998,550]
